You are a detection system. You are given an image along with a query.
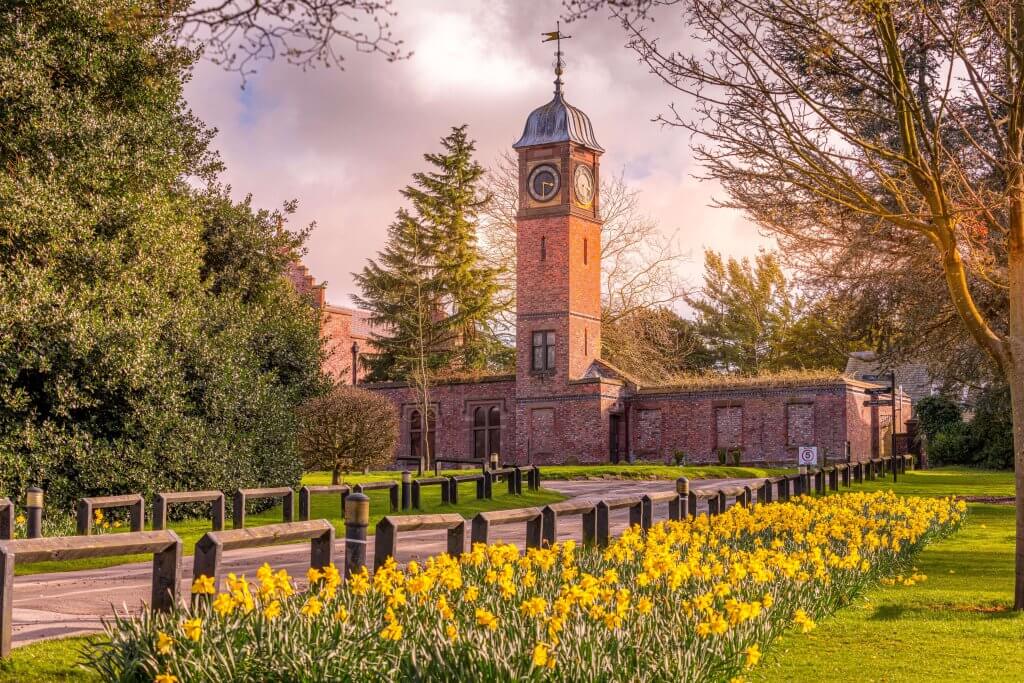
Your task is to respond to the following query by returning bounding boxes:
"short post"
[687,491,697,518]
[638,496,653,531]
[841,465,851,487]
[762,480,773,503]
[475,476,485,499]
[829,467,839,491]
[344,493,369,578]
[716,490,727,513]
[0,500,12,541]
[25,488,43,539]
[855,462,864,484]
[513,468,524,495]
[742,486,753,507]
[814,469,824,495]
[447,477,459,505]
[401,471,412,510]
[411,480,422,510]
[483,470,493,499]
[298,488,311,521]
[595,502,610,546]
[1,546,12,657]
[707,494,720,516]
[779,477,789,501]
[676,478,690,520]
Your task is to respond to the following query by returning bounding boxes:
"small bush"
[925,385,1012,470]
[672,450,687,466]
[297,385,398,484]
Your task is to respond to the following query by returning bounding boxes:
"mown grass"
[756,467,1023,683]
[0,636,99,683]
[536,464,792,481]
[15,472,565,576]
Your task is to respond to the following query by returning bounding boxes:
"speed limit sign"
[797,446,818,466]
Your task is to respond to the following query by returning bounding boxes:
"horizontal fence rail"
[352,481,399,512]
[471,508,542,549]
[77,495,145,536]
[193,520,334,598]
[154,491,225,532]
[375,514,465,569]
[298,485,350,521]
[233,487,294,530]
[0,531,182,657]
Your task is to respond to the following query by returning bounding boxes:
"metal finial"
[542,22,572,96]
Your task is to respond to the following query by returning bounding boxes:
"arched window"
[410,408,436,461]
[540,236,547,261]
[472,405,502,460]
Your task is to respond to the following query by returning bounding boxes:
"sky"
[183,0,773,307]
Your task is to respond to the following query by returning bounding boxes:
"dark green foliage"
[0,1,327,511]
[915,395,962,442]
[926,387,1012,470]
[354,126,508,381]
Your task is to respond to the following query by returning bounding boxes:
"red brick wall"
[369,378,517,462]
[628,383,865,465]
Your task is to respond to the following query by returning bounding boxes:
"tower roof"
[513,91,603,152]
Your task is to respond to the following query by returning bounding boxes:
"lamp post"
[891,370,898,484]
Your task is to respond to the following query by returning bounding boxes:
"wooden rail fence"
[77,494,145,536]
[154,491,225,532]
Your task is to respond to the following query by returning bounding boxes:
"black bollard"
[25,487,43,539]
[344,493,369,578]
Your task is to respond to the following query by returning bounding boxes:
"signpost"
[797,446,818,467]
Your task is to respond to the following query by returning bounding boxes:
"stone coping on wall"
[634,376,884,399]
[363,374,516,390]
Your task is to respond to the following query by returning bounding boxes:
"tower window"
[583,238,588,265]
[541,236,546,261]
[531,331,556,371]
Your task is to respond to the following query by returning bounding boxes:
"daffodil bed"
[86,491,965,682]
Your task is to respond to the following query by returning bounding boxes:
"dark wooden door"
[609,414,627,463]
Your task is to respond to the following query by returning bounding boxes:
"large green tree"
[689,250,857,373]
[0,1,326,510]
[355,126,508,381]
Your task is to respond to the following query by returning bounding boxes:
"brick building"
[363,60,912,467]
[286,260,378,384]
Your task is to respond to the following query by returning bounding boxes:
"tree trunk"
[1009,243,1024,610]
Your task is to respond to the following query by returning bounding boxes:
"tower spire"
[541,22,572,96]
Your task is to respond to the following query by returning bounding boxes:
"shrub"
[926,421,975,466]
[915,395,962,442]
[297,385,398,483]
[90,492,964,682]
[672,450,687,466]
[717,448,727,465]
[924,385,1012,470]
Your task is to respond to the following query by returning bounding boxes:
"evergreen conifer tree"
[355,126,508,382]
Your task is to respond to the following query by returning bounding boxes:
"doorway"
[609,414,627,463]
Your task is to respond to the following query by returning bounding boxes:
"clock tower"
[514,34,610,463]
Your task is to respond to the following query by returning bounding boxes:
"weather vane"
[542,22,572,95]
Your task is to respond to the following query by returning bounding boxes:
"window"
[409,408,436,460]
[540,236,546,261]
[531,331,556,371]
[583,237,588,264]
[472,405,502,460]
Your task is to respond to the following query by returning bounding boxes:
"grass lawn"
[535,464,792,481]
[0,637,99,683]
[756,467,1024,683]
[15,471,565,576]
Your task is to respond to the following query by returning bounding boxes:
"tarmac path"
[8,477,758,648]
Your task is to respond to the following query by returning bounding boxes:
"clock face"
[573,164,595,206]
[527,164,560,203]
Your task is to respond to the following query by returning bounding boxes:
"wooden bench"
[192,520,333,595]
[595,495,644,546]
[233,487,294,529]
[470,508,542,548]
[0,499,11,541]
[374,514,465,569]
[153,490,225,531]
[298,485,350,521]
[352,481,399,512]
[0,531,181,657]
[541,499,597,546]
[447,473,485,504]
[411,476,451,509]
[77,494,145,535]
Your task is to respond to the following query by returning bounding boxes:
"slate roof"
[844,351,934,404]
[513,91,603,152]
